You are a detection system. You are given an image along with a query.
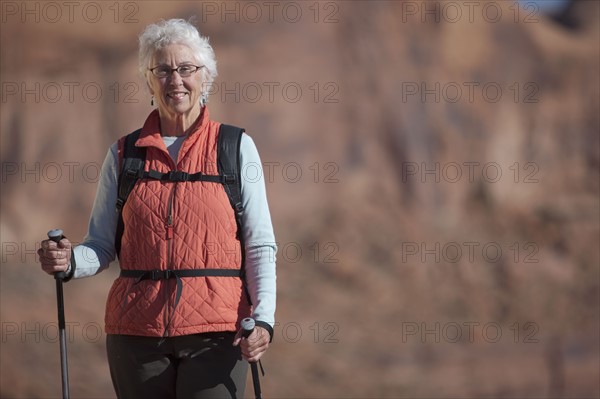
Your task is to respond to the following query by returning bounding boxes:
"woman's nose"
[169,71,184,85]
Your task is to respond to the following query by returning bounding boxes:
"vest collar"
[135,107,211,153]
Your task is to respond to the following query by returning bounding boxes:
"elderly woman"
[37,19,277,398]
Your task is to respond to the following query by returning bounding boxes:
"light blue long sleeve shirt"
[72,133,277,327]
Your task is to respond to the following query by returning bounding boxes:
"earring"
[151,96,154,106]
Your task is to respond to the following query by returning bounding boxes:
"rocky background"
[1,1,598,398]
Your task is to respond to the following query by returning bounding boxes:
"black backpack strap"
[115,128,145,258]
[217,124,251,303]
[217,124,244,217]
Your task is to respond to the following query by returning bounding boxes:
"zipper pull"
[166,215,173,239]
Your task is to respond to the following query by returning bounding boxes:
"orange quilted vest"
[104,108,251,337]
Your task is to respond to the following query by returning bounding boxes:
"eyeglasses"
[148,65,204,78]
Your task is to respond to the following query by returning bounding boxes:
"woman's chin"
[165,102,197,116]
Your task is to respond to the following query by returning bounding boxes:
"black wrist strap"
[62,248,76,283]
[255,320,274,343]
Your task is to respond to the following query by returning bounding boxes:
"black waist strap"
[119,268,242,340]
[120,268,242,280]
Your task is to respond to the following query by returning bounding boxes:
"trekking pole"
[48,229,70,399]
[241,317,262,399]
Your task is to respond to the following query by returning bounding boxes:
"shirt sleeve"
[72,142,119,278]
[239,133,278,328]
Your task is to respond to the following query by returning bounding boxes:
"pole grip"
[241,317,255,338]
[47,229,66,281]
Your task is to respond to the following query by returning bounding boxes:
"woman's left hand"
[233,326,270,362]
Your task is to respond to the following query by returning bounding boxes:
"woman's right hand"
[37,237,72,275]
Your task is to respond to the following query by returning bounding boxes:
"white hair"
[138,19,217,102]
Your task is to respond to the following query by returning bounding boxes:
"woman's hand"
[233,325,270,362]
[37,237,72,275]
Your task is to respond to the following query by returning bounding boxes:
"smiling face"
[147,43,205,125]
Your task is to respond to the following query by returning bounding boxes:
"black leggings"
[106,332,248,399]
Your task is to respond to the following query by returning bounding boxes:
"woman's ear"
[146,79,154,96]
[200,71,211,102]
